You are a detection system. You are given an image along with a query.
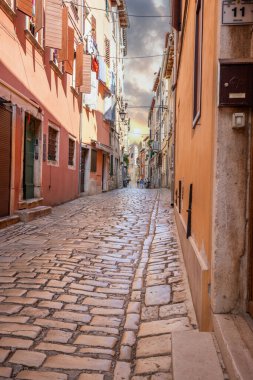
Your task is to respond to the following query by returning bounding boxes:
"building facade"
[172,0,253,347]
[0,0,128,223]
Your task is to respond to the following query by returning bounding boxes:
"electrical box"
[219,63,253,107]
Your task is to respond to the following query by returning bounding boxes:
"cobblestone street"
[0,189,198,379]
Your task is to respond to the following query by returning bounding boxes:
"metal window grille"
[90,149,97,172]
[68,139,75,166]
[48,127,58,161]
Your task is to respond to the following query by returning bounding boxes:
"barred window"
[91,149,97,172]
[68,138,75,166]
[48,127,58,162]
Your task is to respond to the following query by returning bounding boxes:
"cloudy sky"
[124,0,170,144]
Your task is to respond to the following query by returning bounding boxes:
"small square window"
[68,138,75,166]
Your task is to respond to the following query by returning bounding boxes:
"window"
[48,126,59,162]
[90,149,97,172]
[68,138,75,166]
[193,0,203,127]
[104,37,110,68]
[71,0,79,20]
[50,49,63,73]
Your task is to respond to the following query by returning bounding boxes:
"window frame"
[193,0,203,128]
[47,124,60,166]
[68,136,76,169]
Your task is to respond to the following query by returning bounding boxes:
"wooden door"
[248,134,253,318]
[23,117,35,200]
[0,106,12,217]
[80,148,86,193]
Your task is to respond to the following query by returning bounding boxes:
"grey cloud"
[124,0,169,131]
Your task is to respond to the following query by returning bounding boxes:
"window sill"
[70,86,79,97]
[0,0,16,21]
[47,160,59,167]
[49,60,63,79]
[25,29,44,56]
[68,165,76,170]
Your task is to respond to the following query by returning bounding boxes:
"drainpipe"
[78,0,84,194]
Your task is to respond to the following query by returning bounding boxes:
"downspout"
[79,0,84,194]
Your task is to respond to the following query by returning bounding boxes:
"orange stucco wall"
[0,9,80,207]
[174,0,218,330]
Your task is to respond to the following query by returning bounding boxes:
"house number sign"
[222,1,253,25]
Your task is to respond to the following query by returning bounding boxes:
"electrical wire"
[98,53,167,60]
[64,2,171,18]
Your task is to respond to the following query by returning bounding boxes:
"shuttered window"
[48,126,58,162]
[68,138,75,166]
[105,37,110,67]
[58,7,68,62]
[17,0,32,16]
[76,43,91,92]
[65,27,75,74]
[35,0,44,32]
[45,0,62,49]
[90,149,97,172]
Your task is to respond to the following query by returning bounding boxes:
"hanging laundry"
[106,66,110,90]
[98,56,106,84]
[110,71,116,94]
[84,72,98,111]
[92,57,99,77]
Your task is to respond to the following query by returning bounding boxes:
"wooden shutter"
[58,7,68,62]
[76,43,84,87]
[91,15,96,42]
[35,0,44,33]
[171,0,181,31]
[79,54,91,93]
[45,0,62,49]
[64,27,74,74]
[16,0,32,17]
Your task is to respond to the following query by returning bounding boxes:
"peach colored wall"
[0,9,81,206]
[174,1,218,330]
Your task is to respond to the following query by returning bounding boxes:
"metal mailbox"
[219,63,253,107]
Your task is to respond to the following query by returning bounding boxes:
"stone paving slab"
[0,189,226,379]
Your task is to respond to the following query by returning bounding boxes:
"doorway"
[23,115,36,200]
[80,147,88,193]
[0,106,12,217]
[102,154,107,192]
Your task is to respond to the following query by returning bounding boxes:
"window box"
[0,0,16,21]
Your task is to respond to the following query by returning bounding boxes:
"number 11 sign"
[222,1,253,25]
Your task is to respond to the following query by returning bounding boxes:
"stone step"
[16,206,52,222]
[0,215,20,230]
[18,198,44,210]
[172,330,224,380]
[213,314,253,380]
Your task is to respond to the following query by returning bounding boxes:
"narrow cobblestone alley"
[0,189,218,380]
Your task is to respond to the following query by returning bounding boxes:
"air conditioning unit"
[152,141,159,152]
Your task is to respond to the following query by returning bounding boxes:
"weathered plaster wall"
[212,17,252,313]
